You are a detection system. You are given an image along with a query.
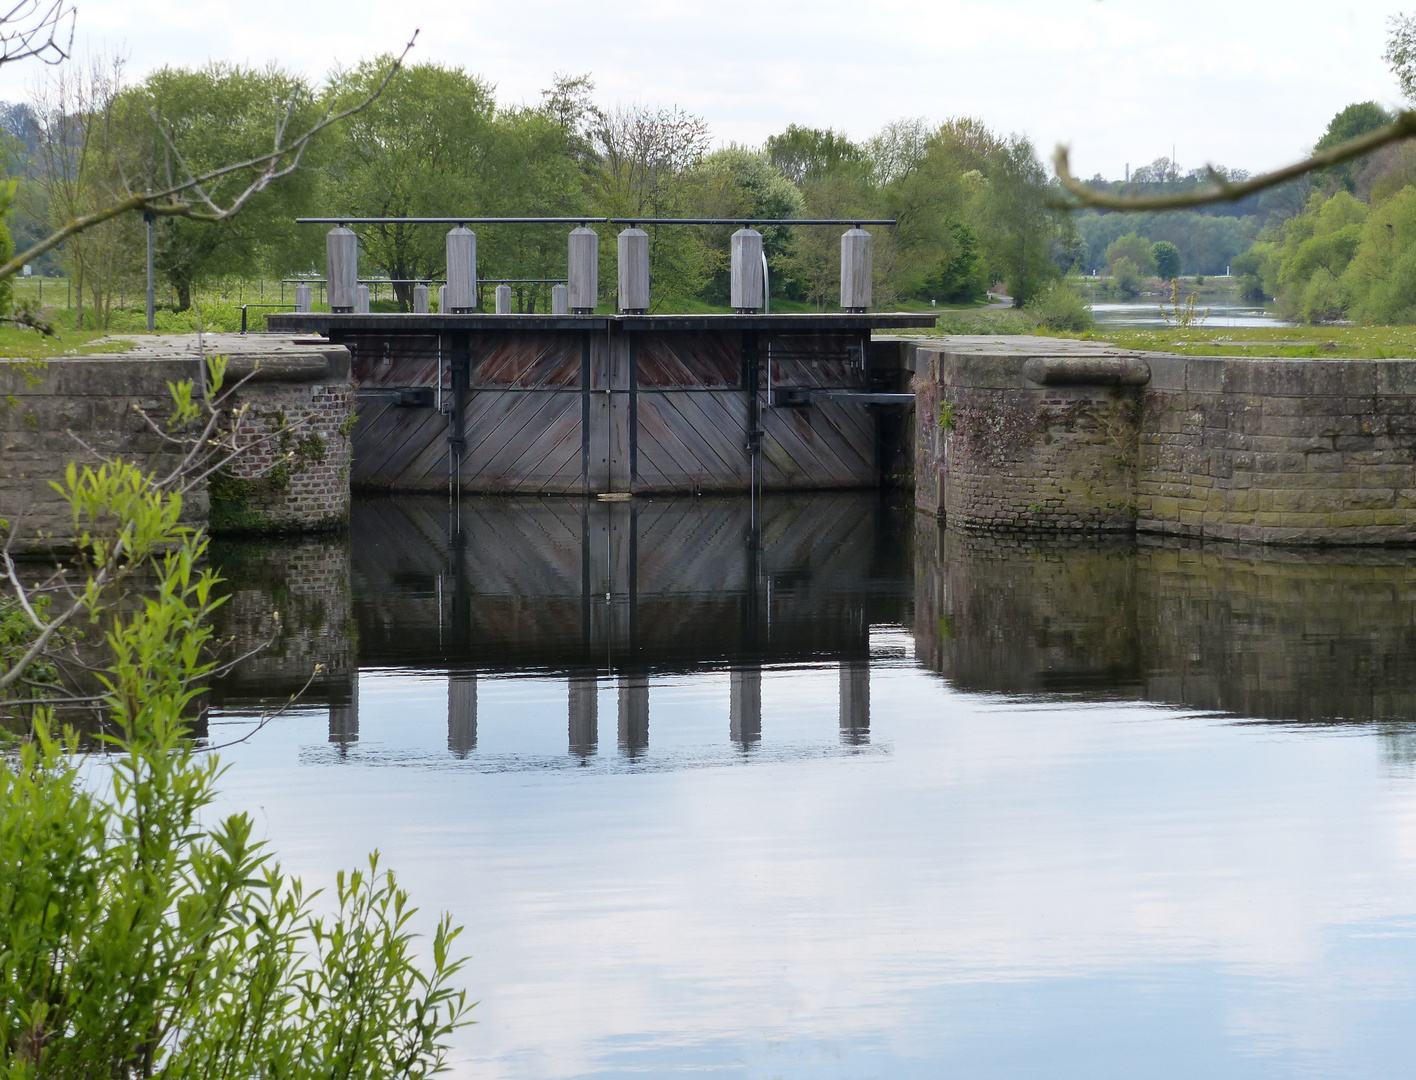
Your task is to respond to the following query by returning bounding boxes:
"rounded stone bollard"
[445,226,477,312]
[840,227,873,312]
[326,226,358,312]
[568,226,599,313]
[730,227,765,313]
[495,283,512,314]
[551,283,569,315]
[438,285,447,314]
[295,283,312,313]
[354,284,370,314]
[413,283,429,314]
[618,226,649,313]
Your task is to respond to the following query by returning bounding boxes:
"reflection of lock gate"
[209,493,894,758]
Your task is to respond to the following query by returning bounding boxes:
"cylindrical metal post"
[495,283,512,314]
[568,225,599,313]
[295,283,312,313]
[144,211,155,331]
[840,227,873,312]
[445,227,477,312]
[438,285,447,314]
[354,283,370,313]
[617,226,649,313]
[326,226,358,312]
[551,283,569,314]
[730,227,765,313]
[413,283,429,313]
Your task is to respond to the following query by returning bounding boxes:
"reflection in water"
[914,520,1416,750]
[207,496,1416,1078]
[212,493,914,764]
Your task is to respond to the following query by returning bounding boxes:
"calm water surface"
[208,496,1416,1078]
[1090,300,1295,328]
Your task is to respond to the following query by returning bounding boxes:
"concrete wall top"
[0,334,350,394]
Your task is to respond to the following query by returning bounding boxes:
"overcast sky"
[0,0,1402,181]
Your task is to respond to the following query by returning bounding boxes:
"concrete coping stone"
[0,333,350,382]
[1022,356,1151,387]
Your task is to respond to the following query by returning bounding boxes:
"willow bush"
[0,448,471,1077]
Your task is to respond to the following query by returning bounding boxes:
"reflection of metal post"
[569,675,598,759]
[730,666,761,747]
[330,673,359,751]
[448,332,470,498]
[618,675,649,758]
[839,660,870,745]
[448,673,476,757]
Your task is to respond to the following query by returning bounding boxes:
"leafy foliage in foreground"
[0,459,472,1079]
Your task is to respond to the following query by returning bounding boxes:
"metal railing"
[239,303,295,334]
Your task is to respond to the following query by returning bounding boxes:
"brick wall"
[914,339,1143,532]
[0,334,352,551]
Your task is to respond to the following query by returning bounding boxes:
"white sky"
[0,0,1403,181]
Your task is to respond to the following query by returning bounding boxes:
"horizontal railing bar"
[608,218,896,226]
[294,217,895,227]
[296,217,611,225]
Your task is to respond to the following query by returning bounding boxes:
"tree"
[23,55,141,329]
[1105,231,1155,276]
[765,124,866,185]
[1111,255,1143,297]
[590,104,712,307]
[321,59,498,309]
[974,134,1063,306]
[117,63,322,310]
[1313,102,1395,193]
[0,33,417,285]
[1151,239,1181,280]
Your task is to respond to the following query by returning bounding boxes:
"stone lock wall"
[0,334,353,550]
[914,337,1416,545]
[915,340,1146,532]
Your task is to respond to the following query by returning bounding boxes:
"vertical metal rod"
[144,212,155,332]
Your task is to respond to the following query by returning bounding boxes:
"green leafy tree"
[765,125,866,185]
[321,60,498,309]
[974,134,1062,306]
[1105,232,1155,276]
[688,147,803,304]
[1151,239,1181,281]
[1313,102,1396,193]
[117,63,322,310]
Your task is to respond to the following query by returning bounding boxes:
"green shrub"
[1112,256,1143,298]
[0,423,472,1075]
[1027,281,1094,332]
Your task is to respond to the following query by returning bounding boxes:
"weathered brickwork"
[915,339,1143,533]
[215,376,355,533]
[0,334,352,550]
[915,337,1416,545]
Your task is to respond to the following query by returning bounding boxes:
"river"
[206,494,1416,1079]
[1089,299,1295,329]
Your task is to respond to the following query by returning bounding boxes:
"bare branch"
[1053,111,1416,211]
[0,0,73,68]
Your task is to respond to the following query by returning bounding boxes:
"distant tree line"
[0,59,1100,323]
